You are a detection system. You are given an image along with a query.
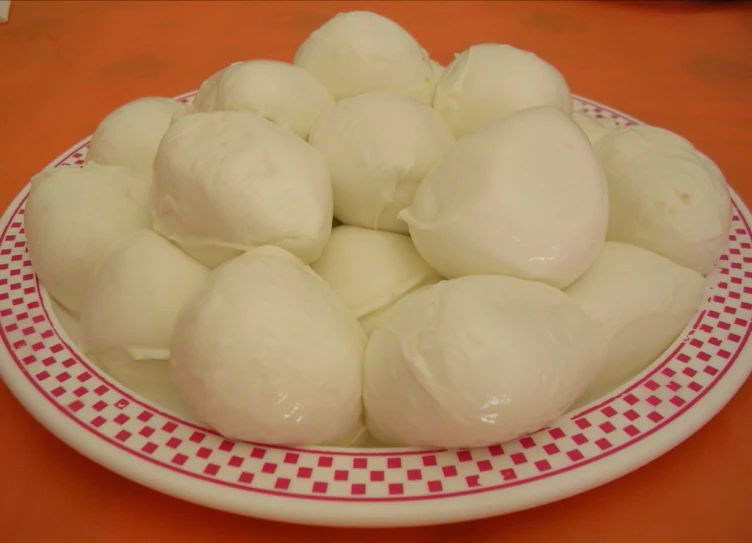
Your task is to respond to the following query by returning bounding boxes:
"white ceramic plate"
[1,93,750,528]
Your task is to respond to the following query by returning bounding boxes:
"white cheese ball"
[572,112,618,145]
[434,44,573,138]
[170,246,366,446]
[192,60,335,140]
[152,111,333,268]
[24,163,151,315]
[401,106,608,289]
[566,242,705,407]
[85,97,187,178]
[364,275,606,448]
[293,11,436,104]
[309,91,455,233]
[311,226,442,335]
[595,125,732,275]
[81,230,209,361]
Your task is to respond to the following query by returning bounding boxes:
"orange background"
[1,1,751,542]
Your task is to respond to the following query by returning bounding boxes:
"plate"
[1,93,750,528]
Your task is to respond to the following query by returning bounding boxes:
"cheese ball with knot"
[595,125,732,275]
[364,275,607,448]
[309,90,455,233]
[86,97,187,179]
[152,111,333,268]
[434,44,573,138]
[170,246,366,446]
[192,60,334,140]
[294,11,436,104]
[24,163,151,315]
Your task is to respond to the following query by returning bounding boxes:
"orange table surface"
[1,1,751,542]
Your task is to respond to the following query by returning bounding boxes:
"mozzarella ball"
[572,112,618,145]
[81,230,210,361]
[364,275,606,448]
[85,97,186,178]
[24,163,151,315]
[309,91,455,233]
[595,125,732,275]
[401,106,608,289]
[293,11,436,104]
[152,111,333,268]
[434,44,572,138]
[430,59,445,80]
[50,299,83,349]
[192,60,334,140]
[565,242,705,407]
[311,226,442,335]
[170,246,366,446]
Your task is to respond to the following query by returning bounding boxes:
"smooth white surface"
[596,125,732,275]
[309,90,455,233]
[152,111,333,268]
[434,43,572,138]
[170,246,366,446]
[310,225,442,335]
[402,106,608,289]
[0,1,10,23]
[293,11,436,104]
[24,162,151,315]
[572,112,618,145]
[192,60,334,140]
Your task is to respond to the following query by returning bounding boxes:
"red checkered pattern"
[0,95,749,501]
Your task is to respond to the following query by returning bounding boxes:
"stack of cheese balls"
[24,11,731,449]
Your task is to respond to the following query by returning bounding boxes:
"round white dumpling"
[24,163,151,315]
[565,242,705,407]
[595,125,732,275]
[401,106,608,289]
[192,60,334,140]
[309,91,455,233]
[170,245,366,446]
[85,97,187,178]
[81,230,209,361]
[364,275,606,448]
[434,44,572,138]
[572,112,618,145]
[311,226,442,335]
[293,11,436,104]
[152,111,333,268]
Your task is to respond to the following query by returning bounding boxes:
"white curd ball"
[364,275,606,448]
[309,90,455,233]
[152,111,333,268]
[572,112,618,145]
[434,43,573,138]
[85,97,187,178]
[192,60,335,140]
[81,230,210,361]
[24,163,151,315]
[310,225,442,335]
[293,11,436,104]
[170,245,366,446]
[565,242,705,407]
[595,125,732,275]
[401,106,608,289]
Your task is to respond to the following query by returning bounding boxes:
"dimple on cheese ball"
[364,275,607,448]
[293,11,436,104]
[85,97,187,179]
[595,125,732,275]
[80,230,210,362]
[311,225,442,335]
[192,60,334,140]
[401,106,608,289]
[434,44,573,138]
[170,246,366,446]
[24,163,151,315]
[152,111,333,268]
[309,90,455,233]
[566,242,706,407]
